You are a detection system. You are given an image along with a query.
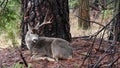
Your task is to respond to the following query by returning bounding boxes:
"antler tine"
[37,10,53,28]
[38,16,53,28]
[43,10,49,23]
[44,15,53,24]
[34,22,40,29]
[34,10,49,29]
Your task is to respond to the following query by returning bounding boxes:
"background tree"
[109,0,120,41]
[78,0,90,29]
[21,0,71,48]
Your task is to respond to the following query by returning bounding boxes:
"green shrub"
[69,0,79,9]
[11,63,31,68]
[0,0,21,45]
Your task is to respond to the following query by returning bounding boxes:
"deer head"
[25,11,53,49]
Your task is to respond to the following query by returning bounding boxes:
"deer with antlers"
[25,12,73,61]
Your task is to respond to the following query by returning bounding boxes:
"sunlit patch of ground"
[0,33,21,48]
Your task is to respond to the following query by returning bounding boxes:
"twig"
[93,54,110,68]
[107,56,120,68]
[80,35,97,67]
[97,28,106,54]
[93,43,117,68]
[80,14,116,66]
[16,46,28,67]
[75,15,114,35]
[75,15,105,27]
[90,11,120,38]
[93,20,119,67]
[72,36,91,40]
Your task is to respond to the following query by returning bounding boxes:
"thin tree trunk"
[78,0,90,29]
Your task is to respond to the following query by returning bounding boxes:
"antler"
[34,11,53,29]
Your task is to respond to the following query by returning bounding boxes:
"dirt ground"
[0,38,120,68]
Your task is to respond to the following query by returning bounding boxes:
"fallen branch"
[93,42,117,68]
[80,35,97,67]
[16,46,28,67]
[107,56,120,68]
[93,54,110,68]
[97,28,106,54]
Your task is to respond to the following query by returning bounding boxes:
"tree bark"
[78,0,90,30]
[20,0,71,48]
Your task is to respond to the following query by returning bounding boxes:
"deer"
[25,12,73,62]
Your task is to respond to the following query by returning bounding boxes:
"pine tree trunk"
[20,0,71,48]
[78,0,90,30]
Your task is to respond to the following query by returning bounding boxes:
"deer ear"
[28,24,32,31]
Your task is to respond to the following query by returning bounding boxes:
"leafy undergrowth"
[0,38,120,68]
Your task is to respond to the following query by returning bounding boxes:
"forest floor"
[0,38,120,68]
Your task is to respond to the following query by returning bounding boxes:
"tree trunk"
[109,0,120,41]
[78,0,90,30]
[20,0,71,48]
